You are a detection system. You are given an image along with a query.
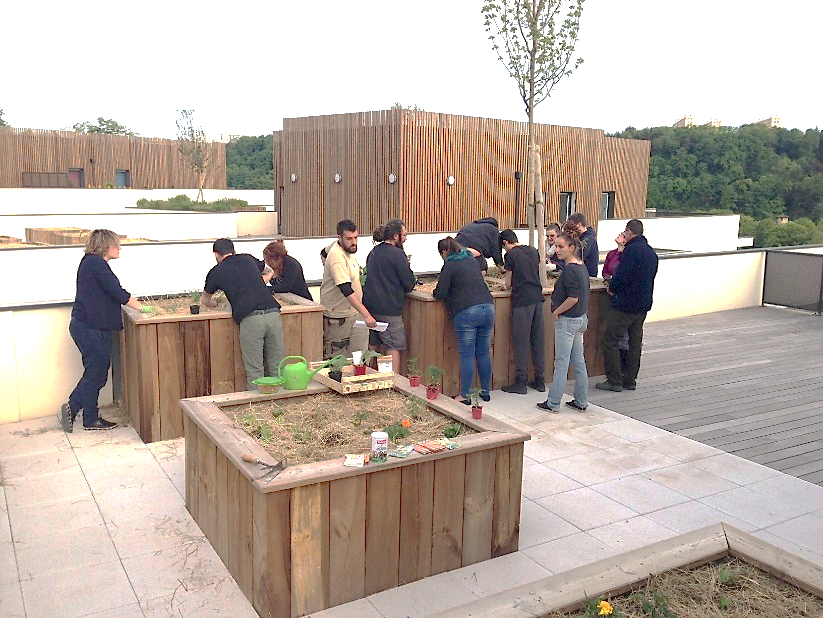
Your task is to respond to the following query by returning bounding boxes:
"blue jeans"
[546,314,589,408]
[452,303,494,398]
[69,318,113,424]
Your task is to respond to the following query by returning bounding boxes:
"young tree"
[0,107,8,127]
[176,110,211,202]
[73,117,137,136]
[483,0,585,283]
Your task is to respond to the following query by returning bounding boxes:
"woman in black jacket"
[263,240,312,301]
[61,229,144,432]
[433,237,494,404]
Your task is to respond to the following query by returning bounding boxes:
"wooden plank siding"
[277,110,650,237]
[586,306,823,487]
[0,127,226,189]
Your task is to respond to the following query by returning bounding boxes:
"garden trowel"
[241,453,285,481]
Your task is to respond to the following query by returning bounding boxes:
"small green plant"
[327,355,351,371]
[407,357,421,377]
[467,386,483,407]
[403,396,426,420]
[359,265,367,288]
[443,422,461,439]
[639,590,675,618]
[385,422,410,444]
[190,290,202,303]
[717,595,731,610]
[352,411,368,427]
[359,349,381,366]
[259,423,272,443]
[292,428,312,443]
[717,565,740,585]
[424,365,445,387]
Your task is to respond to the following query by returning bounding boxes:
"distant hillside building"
[0,127,226,189]
[754,116,781,128]
[672,116,694,128]
[272,110,650,237]
[701,119,722,128]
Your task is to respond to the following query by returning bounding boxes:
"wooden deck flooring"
[585,306,823,486]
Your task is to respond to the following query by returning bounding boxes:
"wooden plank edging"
[430,523,823,617]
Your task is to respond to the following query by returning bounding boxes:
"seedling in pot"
[407,357,421,386]
[189,290,202,314]
[326,355,350,382]
[467,386,484,419]
[424,365,445,400]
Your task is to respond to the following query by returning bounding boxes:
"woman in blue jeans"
[433,237,494,404]
[538,232,590,413]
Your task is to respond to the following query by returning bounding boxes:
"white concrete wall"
[597,215,742,254]
[0,188,274,214]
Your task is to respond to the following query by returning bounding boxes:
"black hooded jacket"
[455,217,504,266]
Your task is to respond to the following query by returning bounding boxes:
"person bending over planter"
[537,231,590,414]
[202,238,284,390]
[455,216,505,274]
[433,236,494,405]
[363,218,416,371]
[60,229,145,432]
[262,240,312,301]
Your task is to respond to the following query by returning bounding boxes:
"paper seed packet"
[388,445,415,458]
[343,454,366,468]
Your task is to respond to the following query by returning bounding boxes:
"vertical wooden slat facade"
[278,110,650,236]
[180,382,528,617]
[0,127,226,189]
[120,296,323,443]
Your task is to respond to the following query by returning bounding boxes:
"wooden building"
[274,110,650,236]
[0,127,226,189]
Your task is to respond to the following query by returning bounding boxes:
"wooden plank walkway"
[585,306,823,487]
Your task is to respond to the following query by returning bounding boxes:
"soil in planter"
[549,556,823,618]
[139,291,300,316]
[225,389,477,466]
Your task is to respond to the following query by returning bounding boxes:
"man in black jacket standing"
[596,219,658,392]
[363,219,416,370]
[455,217,505,273]
[566,213,599,277]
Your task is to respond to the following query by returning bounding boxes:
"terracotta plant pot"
[472,406,483,420]
[190,305,200,315]
[329,370,343,382]
[426,385,439,400]
[354,364,367,376]
[408,376,421,387]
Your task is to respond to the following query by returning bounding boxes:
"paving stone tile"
[305,598,384,618]
[595,419,672,443]
[645,501,756,534]
[700,486,808,529]
[523,434,599,462]
[591,475,690,514]
[521,464,583,500]
[0,492,10,545]
[598,444,680,475]
[108,506,204,559]
[0,540,17,585]
[95,479,185,525]
[4,467,90,509]
[751,529,823,568]
[642,463,739,499]
[82,602,145,617]
[587,516,678,553]
[367,571,477,618]
[83,458,171,495]
[71,436,154,469]
[691,453,780,485]
[761,512,823,556]
[534,487,637,531]
[451,550,551,596]
[8,495,102,543]
[635,434,721,462]
[0,424,71,461]
[0,580,25,617]
[543,450,632,485]
[0,447,79,481]
[746,474,823,510]
[522,531,618,574]
[14,522,117,580]
[518,499,581,549]
[20,558,136,618]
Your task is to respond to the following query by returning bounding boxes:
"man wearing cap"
[596,219,658,392]
[202,238,283,390]
[566,212,599,277]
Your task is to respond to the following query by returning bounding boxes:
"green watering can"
[278,355,335,390]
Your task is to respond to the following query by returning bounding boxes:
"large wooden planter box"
[402,284,609,397]
[179,376,529,617]
[120,293,323,443]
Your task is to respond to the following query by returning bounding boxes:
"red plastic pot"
[426,385,439,400]
[354,364,367,376]
[408,375,421,387]
[472,406,483,420]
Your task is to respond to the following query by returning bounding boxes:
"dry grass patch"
[224,389,476,466]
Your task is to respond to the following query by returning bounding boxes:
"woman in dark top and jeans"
[263,240,312,301]
[538,232,590,413]
[61,229,144,432]
[433,237,494,404]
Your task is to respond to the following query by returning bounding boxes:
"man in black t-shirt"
[202,238,284,390]
[500,229,545,394]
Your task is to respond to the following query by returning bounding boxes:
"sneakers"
[502,382,528,395]
[536,401,558,413]
[564,400,587,411]
[83,418,117,431]
[595,381,623,392]
[623,382,637,391]
[527,379,546,392]
[480,391,490,402]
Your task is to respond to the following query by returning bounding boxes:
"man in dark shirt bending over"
[202,238,283,390]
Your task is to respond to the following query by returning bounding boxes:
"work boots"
[502,380,528,395]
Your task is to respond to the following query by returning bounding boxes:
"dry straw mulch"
[139,291,300,317]
[225,389,476,466]
[551,556,823,618]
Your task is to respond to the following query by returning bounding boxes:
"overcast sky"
[2,0,819,139]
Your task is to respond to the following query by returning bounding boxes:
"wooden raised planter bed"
[179,375,529,617]
[120,292,323,443]
[402,282,609,397]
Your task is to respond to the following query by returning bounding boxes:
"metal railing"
[763,250,823,315]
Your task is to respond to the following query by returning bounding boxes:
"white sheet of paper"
[354,320,388,331]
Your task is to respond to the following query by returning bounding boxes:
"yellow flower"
[598,600,613,615]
